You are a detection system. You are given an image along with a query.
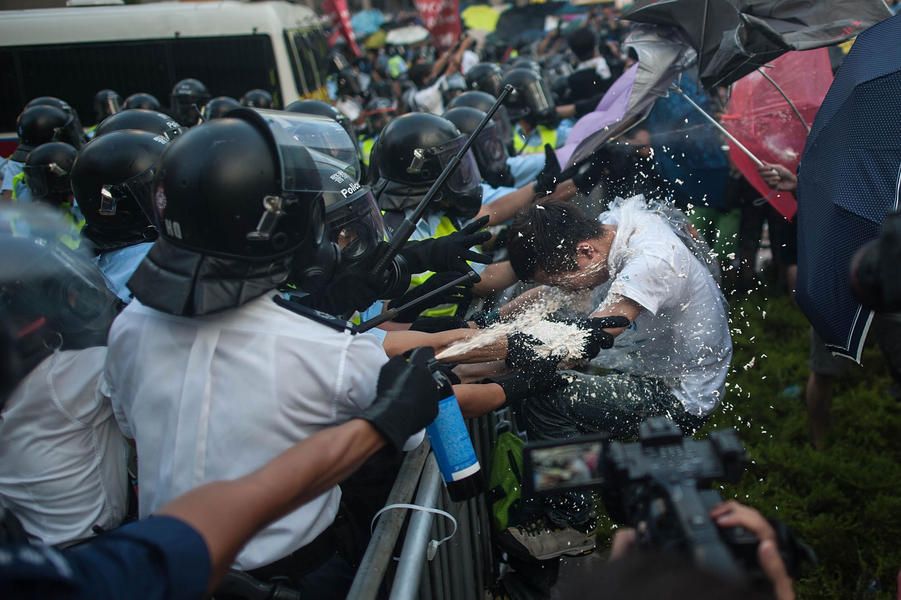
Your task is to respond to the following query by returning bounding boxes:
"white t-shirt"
[104,293,392,569]
[0,347,129,545]
[591,197,732,416]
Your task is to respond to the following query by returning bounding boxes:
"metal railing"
[348,414,498,600]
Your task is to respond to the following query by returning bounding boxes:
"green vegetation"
[705,294,901,599]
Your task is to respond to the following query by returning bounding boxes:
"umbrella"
[796,13,901,362]
[351,9,386,38]
[364,29,387,50]
[492,2,565,45]
[557,25,696,168]
[386,25,430,46]
[462,4,500,32]
[701,0,892,88]
[720,48,833,220]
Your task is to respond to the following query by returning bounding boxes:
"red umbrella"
[720,48,833,220]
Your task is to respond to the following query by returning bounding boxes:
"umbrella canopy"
[364,29,387,50]
[351,9,386,38]
[796,13,901,362]
[720,48,833,220]
[492,2,565,45]
[386,25,430,46]
[701,0,892,88]
[557,25,696,168]
[462,4,500,32]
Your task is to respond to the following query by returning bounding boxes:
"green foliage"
[703,295,901,599]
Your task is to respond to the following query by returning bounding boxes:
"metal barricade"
[348,414,498,600]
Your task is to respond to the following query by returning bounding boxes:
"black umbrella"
[796,13,901,362]
[701,0,893,88]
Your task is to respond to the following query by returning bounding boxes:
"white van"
[0,0,330,155]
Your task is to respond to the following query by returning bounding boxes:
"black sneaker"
[501,516,596,561]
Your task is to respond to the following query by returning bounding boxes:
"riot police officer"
[465,62,504,97]
[203,96,241,121]
[503,68,571,155]
[169,78,210,126]
[93,108,185,141]
[21,143,83,241]
[92,89,122,125]
[240,88,274,109]
[70,129,168,302]
[123,92,161,111]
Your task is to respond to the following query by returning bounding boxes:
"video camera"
[523,418,761,581]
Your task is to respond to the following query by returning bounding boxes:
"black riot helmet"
[123,92,161,111]
[23,142,78,206]
[511,58,542,74]
[336,68,363,97]
[374,112,482,221]
[465,63,504,97]
[94,109,185,142]
[93,89,122,124]
[285,99,356,144]
[170,78,210,126]
[443,106,513,189]
[128,109,360,315]
[0,204,120,400]
[502,67,556,125]
[12,105,83,162]
[240,89,274,109]
[71,130,168,251]
[447,90,513,151]
[24,96,85,140]
[203,96,241,121]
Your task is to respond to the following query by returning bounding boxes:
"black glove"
[387,271,473,322]
[360,347,440,450]
[547,315,631,359]
[410,316,469,333]
[505,332,562,377]
[470,308,500,329]
[571,154,603,196]
[534,144,562,197]
[398,216,492,274]
[485,370,565,410]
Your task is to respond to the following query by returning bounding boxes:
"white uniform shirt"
[1,160,24,193]
[591,198,732,416]
[0,347,129,546]
[104,294,390,569]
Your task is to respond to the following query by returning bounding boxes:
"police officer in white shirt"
[0,204,127,546]
[104,109,430,596]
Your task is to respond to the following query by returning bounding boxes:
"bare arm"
[473,261,518,296]
[476,180,577,226]
[499,285,548,319]
[157,419,384,591]
[454,382,506,418]
[590,295,642,337]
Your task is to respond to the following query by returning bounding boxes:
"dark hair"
[408,62,434,88]
[567,27,599,62]
[507,199,603,281]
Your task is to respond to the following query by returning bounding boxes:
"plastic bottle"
[426,368,484,502]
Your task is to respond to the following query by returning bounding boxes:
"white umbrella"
[386,25,430,46]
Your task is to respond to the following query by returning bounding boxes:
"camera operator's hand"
[398,216,492,274]
[388,271,474,322]
[711,501,795,600]
[360,347,441,450]
[534,144,562,197]
[547,315,631,359]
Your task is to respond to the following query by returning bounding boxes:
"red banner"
[324,0,362,58]
[414,0,462,51]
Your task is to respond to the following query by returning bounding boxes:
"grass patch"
[703,293,901,599]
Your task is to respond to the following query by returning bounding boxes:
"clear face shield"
[24,162,71,201]
[52,114,84,149]
[323,184,386,263]
[471,119,511,182]
[98,165,157,225]
[407,134,482,196]
[102,95,122,119]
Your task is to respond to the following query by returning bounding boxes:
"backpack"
[488,431,525,531]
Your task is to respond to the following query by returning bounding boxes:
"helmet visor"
[522,78,555,118]
[52,114,84,149]
[472,120,509,177]
[430,135,482,196]
[99,165,157,224]
[325,187,386,262]
[23,162,70,200]
[252,109,360,192]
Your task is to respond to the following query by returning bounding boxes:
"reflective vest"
[359,136,377,168]
[12,172,84,250]
[406,215,462,319]
[513,124,558,155]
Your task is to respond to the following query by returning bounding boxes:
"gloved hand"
[388,271,474,322]
[571,154,604,196]
[485,370,565,409]
[534,144,562,197]
[360,347,441,450]
[505,332,562,377]
[410,316,470,333]
[547,315,631,359]
[398,216,492,274]
[470,308,501,329]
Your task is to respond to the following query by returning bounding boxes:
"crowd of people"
[2,2,899,599]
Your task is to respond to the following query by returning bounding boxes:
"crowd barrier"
[348,413,499,600]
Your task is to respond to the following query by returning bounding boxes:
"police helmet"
[93,89,122,124]
[502,68,556,125]
[362,97,396,137]
[443,106,514,189]
[447,91,514,151]
[465,63,504,97]
[0,204,119,399]
[443,73,468,104]
[170,78,210,126]
[285,100,356,144]
[94,109,185,142]
[23,142,78,206]
[123,92,161,111]
[13,105,83,162]
[203,97,241,121]
[71,130,169,250]
[24,96,85,137]
[336,68,363,97]
[510,58,542,74]
[375,112,482,220]
[240,89,274,109]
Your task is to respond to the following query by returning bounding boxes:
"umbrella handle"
[670,83,766,169]
[756,68,812,134]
